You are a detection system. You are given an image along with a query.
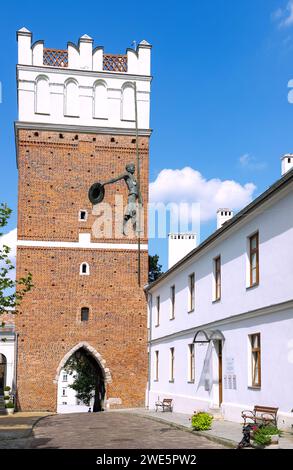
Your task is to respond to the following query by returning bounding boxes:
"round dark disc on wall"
[88,182,105,205]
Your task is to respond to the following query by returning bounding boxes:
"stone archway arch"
[54,341,112,384]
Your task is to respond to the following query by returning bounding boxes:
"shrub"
[4,386,11,392]
[191,412,213,431]
[253,425,281,447]
[4,395,10,400]
[5,401,14,409]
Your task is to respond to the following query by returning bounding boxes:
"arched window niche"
[80,262,90,276]
[93,81,108,119]
[64,79,79,117]
[121,82,135,121]
[35,75,50,115]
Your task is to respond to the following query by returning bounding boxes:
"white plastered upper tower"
[16,28,152,132]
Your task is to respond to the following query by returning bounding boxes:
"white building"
[146,157,293,430]
[0,324,16,396]
[57,367,95,413]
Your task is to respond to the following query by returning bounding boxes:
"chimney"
[168,233,197,269]
[217,209,233,229]
[281,154,293,176]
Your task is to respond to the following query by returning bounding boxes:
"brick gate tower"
[15,28,151,412]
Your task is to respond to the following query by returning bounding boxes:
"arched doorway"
[55,342,111,414]
[0,353,7,394]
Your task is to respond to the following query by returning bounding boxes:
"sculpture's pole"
[134,81,141,287]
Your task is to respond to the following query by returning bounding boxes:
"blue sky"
[1,0,293,269]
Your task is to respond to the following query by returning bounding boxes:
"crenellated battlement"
[16,29,152,131]
[17,28,151,75]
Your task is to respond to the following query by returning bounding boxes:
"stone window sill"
[248,386,261,390]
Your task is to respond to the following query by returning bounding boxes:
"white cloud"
[0,228,17,280]
[239,153,267,171]
[272,1,293,28]
[149,167,256,222]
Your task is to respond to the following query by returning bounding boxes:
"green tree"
[65,351,104,411]
[148,254,163,283]
[0,203,33,320]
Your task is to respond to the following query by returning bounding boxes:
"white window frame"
[170,285,175,320]
[79,210,88,221]
[155,296,160,327]
[188,343,195,382]
[188,273,195,312]
[154,350,159,381]
[169,347,175,382]
[80,262,90,276]
[212,255,221,302]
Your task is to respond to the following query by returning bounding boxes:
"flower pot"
[6,408,14,415]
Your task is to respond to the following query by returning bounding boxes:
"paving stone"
[31,412,226,449]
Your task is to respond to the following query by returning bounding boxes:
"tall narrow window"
[250,333,261,387]
[169,347,175,382]
[80,262,89,275]
[188,344,195,382]
[170,285,175,319]
[93,81,108,119]
[35,76,50,114]
[213,256,221,301]
[188,273,195,312]
[121,83,135,121]
[64,79,79,117]
[155,296,160,327]
[249,232,259,287]
[81,307,89,322]
[154,350,159,381]
[79,210,87,221]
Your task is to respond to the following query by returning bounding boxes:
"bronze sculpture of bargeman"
[88,163,142,236]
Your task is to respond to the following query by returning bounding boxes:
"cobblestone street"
[30,412,226,449]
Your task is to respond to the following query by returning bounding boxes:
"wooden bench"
[241,405,278,426]
[155,398,173,412]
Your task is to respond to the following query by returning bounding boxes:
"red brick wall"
[15,129,149,411]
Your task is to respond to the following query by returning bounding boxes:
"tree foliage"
[0,203,33,318]
[65,353,97,407]
[148,254,163,283]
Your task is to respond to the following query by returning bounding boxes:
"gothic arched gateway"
[55,342,112,413]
